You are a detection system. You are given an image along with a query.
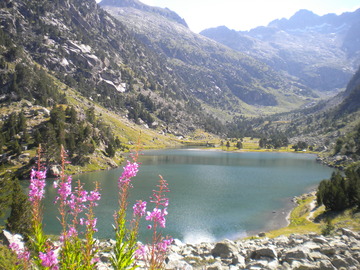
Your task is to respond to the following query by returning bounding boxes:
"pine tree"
[106,143,116,158]
[0,133,4,154]
[11,139,22,156]
[317,172,349,211]
[17,111,27,133]
[236,141,243,149]
[33,129,42,146]
[6,178,32,238]
[66,106,77,124]
[346,163,360,208]
[0,174,13,218]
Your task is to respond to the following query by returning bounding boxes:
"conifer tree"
[6,178,32,238]
[0,174,13,218]
[346,163,360,208]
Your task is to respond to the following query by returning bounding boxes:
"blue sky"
[98,0,360,33]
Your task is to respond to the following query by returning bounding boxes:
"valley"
[1,0,360,268]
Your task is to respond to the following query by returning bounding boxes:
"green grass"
[258,194,360,239]
[265,195,322,238]
[323,208,360,232]
[208,137,310,154]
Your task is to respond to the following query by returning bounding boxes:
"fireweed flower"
[29,169,47,202]
[157,238,173,253]
[54,175,72,203]
[133,200,147,217]
[39,250,59,269]
[118,161,139,188]
[80,217,98,232]
[135,244,147,260]
[31,169,47,181]
[146,208,167,228]
[141,176,172,269]
[9,242,30,262]
[88,190,101,203]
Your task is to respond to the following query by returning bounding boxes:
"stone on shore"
[3,228,360,269]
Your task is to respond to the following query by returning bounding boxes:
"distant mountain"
[247,64,360,167]
[1,0,360,172]
[100,0,319,114]
[337,67,360,114]
[201,9,360,95]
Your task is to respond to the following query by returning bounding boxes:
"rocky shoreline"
[3,227,360,269]
[93,228,360,269]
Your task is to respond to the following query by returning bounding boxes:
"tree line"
[317,162,360,211]
[0,106,124,166]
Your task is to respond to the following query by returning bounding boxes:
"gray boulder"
[319,260,336,270]
[331,255,350,269]
[341,228,360,240]
[250,246,278,261]
[281,247,309,264]
[211,240,238,259]
[207,261,224,270]
[165,253,193,270]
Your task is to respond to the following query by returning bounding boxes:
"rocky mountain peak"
[99,0,188,27]
[201,8,360,94]
[99,0,144,8]
[268,9,321,30]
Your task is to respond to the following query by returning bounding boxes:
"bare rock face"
[1,230,25,252]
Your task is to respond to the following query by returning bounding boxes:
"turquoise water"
[37,149,333,244]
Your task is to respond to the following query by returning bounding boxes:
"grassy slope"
[264,194,360,238]
[0,69,186,176]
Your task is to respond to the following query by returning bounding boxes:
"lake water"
[37,149,333,244]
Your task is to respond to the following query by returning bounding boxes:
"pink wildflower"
[87,190,101,202]
[157,238,173,253]
[146,208,168,228]
[135,244,147,261]
[79,218,85,226]
[91,257,100,264]
[30,169,47,180]
[9,242,30,261]
[80,217,98,232]
[133,200,147,217]
[54,176,72,203]
[87,218,98,232]
[39,250,59,269]
[60,226,78,242]
[78,190,88,203]
[118,161,139,187]
[29,169,47,202]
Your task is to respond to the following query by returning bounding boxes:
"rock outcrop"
[103,228,358,270]
[156,228,360,270]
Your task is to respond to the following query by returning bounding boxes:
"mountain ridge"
[100,0,321,114]
[1,0,360,165]
[201,8,360,95]
[99,0,188,27]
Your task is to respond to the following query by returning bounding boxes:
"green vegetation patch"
[0,242,18,270]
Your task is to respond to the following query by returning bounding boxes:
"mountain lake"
[29,149,334,244]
